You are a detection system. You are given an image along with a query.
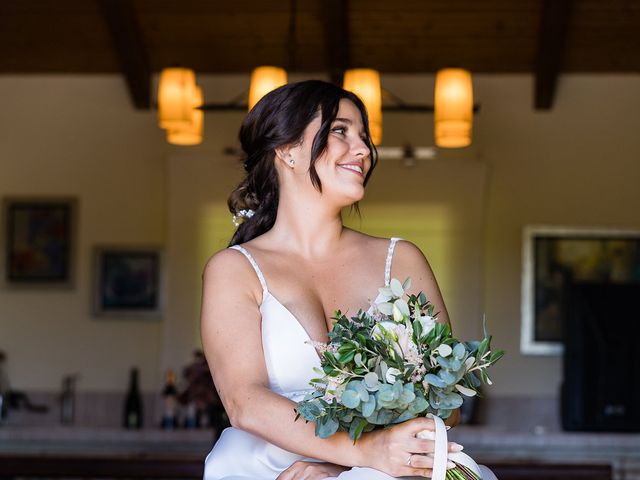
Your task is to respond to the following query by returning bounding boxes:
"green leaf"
[402,277,412,291]
[476,337,490,360]
[353,381,370,402]
[338,350,356,364]
[341,389,360,408]
[364,372,380,390]
[413,319,423,340]
[349,418,368,441]
[317,415,339,438]
[424,373,447,388]
[453,342,466,360]
[324,350,339,366]
[354,353,363,366]
[296,400,322,421]
[361,395,376,417]
[408,395,429,414]
[489,350,505,364]
[394,410,417,423]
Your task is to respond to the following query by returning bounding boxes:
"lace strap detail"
[229,245,268,293]
[385,237,402,286]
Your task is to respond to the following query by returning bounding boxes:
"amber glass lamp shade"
[158,68,197,130]
[167,86,203,146]
[434,68,473,148]
[248,66,288,111]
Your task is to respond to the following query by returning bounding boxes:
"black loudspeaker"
[561,281,640,431]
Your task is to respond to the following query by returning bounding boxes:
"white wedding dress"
[204,237,495,480]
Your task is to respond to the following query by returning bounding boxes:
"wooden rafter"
[322,0,350,85]
[534,0,574,110]
[98,0,151,109]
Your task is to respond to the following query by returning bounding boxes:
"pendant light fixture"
[434,68,473,148]
[158,68,197,129]
[166,86,203,146]
[247,66,288,111]
[343,68,383,145]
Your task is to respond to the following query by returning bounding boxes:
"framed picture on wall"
[3,197,77,286]
[93,246,163,318]
[521,226,640,355]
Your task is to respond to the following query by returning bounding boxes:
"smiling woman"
[225,80,378,248]
[200,80,458,479]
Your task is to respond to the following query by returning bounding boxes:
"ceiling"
[2,0,638,108]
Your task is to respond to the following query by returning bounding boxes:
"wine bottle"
[123,367,143,429]
[161,369,178,429]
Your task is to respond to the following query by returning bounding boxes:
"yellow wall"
[1,74,639,396]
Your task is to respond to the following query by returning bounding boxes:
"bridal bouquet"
[295,277,504,480]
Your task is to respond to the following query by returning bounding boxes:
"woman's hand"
[356,417,462,478]
[276,460,348,480]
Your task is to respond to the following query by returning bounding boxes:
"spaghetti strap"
[228,245,268,294]
[385,237,402,286]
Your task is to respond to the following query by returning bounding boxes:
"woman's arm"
[200,248,448,477]
[391,239,460,428]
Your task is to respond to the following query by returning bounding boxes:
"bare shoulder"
[202,246,262,304]
[393,238,430,266]
[391,238,435,284]
[389,238,450,324]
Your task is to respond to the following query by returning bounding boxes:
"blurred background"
[0,0,639,478]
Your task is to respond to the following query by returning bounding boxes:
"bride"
[201,80,463,479]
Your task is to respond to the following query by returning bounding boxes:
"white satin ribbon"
[416,414,494,480]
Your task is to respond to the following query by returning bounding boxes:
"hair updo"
[227,79,378,246]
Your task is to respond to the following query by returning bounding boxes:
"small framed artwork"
[93,246,163,318]
[3,197,77,286]
[521,226,640,355]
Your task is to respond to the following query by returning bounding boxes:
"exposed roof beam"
[98,0,151,109]
[534,0,574,110]
[322,0,350,86]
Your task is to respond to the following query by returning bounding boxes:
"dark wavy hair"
[227,79,378,246]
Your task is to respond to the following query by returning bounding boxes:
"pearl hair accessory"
[232,208,255,227]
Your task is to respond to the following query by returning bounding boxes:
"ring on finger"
[406,454,412,466]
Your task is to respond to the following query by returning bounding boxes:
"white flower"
[323,374,347,402]
[372,321,415,358]
[418,315,436,337]
[385,367,402,384]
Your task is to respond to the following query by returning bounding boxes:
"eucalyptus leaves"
[295,277,504,443]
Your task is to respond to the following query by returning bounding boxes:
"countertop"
[1,424,639,476]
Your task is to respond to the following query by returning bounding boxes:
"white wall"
[1,74,639,397]
[0,76,167,391]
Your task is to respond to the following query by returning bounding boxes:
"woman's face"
[290,98,372,207]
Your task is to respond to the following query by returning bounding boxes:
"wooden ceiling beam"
[534,0,574,110]
[322,0,350,86]
[98,0,151,110]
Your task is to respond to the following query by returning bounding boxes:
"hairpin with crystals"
[232,208,255,227]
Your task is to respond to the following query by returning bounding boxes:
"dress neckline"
[228,237,400,349]
[260,288,380,349]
